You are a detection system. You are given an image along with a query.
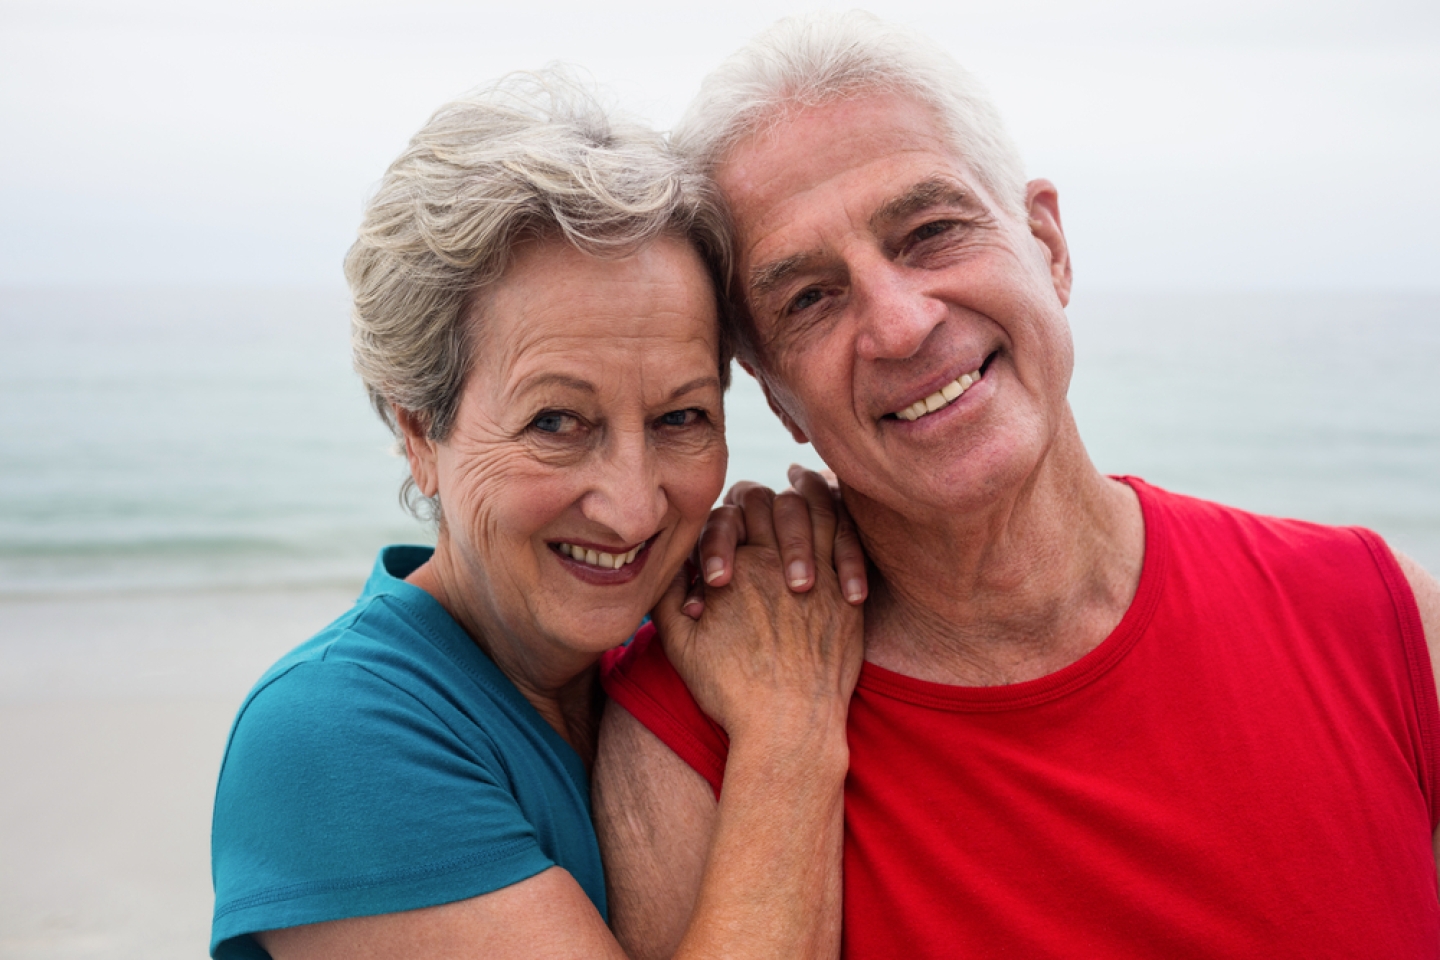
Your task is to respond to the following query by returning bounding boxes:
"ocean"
[1,286,1436,597]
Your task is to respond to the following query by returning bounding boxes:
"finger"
[788,463,841,496]
[681,558,706,619]
[786,465,841,570]
[832,502,869,605]
[695,504,745,588]
[771,489,816,592]
[652,566,694,651]
[735,483,779,551]
[722,479,774,508]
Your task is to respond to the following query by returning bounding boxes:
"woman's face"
[409,235,727,669]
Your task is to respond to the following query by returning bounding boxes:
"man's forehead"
[717,95,988,228]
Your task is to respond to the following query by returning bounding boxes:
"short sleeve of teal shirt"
[210,546,606,960]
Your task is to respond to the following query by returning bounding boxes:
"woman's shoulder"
[210,586,595,956]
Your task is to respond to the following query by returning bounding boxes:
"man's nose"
[581,434,667,546]
[852,261,945,361]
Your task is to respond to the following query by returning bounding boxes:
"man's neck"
[846,422,1145,687]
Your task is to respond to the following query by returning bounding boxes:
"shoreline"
[0,584,362,960]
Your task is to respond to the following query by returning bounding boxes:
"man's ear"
[394,406,440,497]
[738,359,810,444]
[1025,179,1073,307]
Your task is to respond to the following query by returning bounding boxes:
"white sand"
[0,586,361,960]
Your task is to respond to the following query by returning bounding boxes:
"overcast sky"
[2,0,1436,291]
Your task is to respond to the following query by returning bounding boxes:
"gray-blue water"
[1,286,1436,596]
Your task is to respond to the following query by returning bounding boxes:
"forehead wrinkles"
[509,329,720,403]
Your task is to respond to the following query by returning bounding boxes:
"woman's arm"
[593,705,719,958]
[258,869,626,959]
[647,481,857,960]
[259,475,862,960]
[592,471,861,960]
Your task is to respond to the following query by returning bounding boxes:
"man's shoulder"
[1127,475,1378,558]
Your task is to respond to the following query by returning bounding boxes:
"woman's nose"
[581,437,667,546]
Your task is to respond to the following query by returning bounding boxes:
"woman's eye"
[658,408,703,428]
[788,287,824,314]
[530,411,578,435]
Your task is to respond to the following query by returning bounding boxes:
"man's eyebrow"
[748,251,825,302]
[869,178,975,233]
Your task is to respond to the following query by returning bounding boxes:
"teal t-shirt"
[210,545,605,959]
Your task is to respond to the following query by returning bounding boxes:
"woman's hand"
[684,465,868,620]
[652,469,864,741]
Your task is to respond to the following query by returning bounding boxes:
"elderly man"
[593,11,1440,959]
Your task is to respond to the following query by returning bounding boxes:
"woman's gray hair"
[673,12,1026,363]
[345,67,732,518]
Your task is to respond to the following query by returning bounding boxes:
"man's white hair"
[673,10,1027,218]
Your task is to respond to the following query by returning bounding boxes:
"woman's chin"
[548,607,653,658]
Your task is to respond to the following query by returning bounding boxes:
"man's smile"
[884,353,995,422]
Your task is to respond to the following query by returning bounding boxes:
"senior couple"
[211,11,1440,959]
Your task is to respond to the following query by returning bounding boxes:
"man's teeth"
[894,369,981,422]
[557,543,643,569]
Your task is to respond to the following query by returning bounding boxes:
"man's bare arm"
[1394,552,1440,886]
[593,701,719,960]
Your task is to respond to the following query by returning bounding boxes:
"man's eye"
[531,411,577,434]
[912,220,955,243]
[658,408,703,428]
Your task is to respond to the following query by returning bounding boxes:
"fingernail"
[845,579,865,603]
[788,561,809,588]
[683,600,703,619]
[705,557,725,583]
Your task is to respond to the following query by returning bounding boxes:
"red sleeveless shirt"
[602,479,1440,958]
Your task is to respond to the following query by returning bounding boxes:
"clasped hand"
[651,466,867,739]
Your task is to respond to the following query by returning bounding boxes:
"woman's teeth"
[557,542,643,569]
[894,368,981,422]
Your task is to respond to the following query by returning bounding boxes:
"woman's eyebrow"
[664,376,722,403]
[516,373,719,403]
[516,372,597,397]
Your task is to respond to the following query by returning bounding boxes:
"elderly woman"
[209,71,861,959]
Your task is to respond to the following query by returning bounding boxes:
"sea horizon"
[2,284,1437,598]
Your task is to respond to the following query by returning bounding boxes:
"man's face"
[716,92,1076,522]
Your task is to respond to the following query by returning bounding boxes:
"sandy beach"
[0,585,361,960]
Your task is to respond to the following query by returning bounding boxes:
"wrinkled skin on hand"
[653,473,864,740]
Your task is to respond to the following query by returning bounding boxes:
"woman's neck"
[405,544,606,767]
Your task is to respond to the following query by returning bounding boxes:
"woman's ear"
[394,406,439,497]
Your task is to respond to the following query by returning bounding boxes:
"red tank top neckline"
[856,476,1168,713]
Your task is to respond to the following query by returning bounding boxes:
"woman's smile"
[550,534,655,584]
